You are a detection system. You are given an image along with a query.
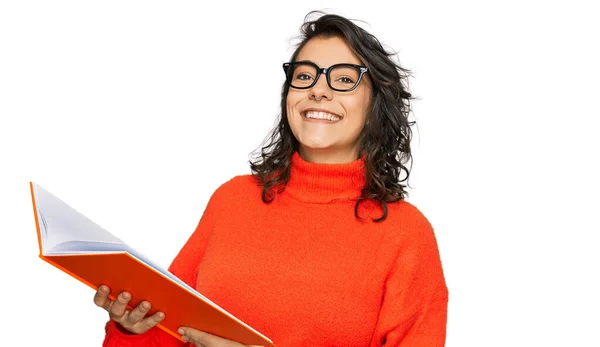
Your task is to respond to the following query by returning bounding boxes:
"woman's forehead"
[296,36,363,66]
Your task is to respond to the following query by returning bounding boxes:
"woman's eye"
[296,73,313,81]
[338,76,355,84]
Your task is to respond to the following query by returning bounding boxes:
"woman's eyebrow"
[294,59,315,64]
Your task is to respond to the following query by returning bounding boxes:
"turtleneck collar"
[282,151,366,203]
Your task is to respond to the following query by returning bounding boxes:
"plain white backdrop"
[1,1,598,346]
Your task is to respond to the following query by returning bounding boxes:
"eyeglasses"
[282,61,369,92]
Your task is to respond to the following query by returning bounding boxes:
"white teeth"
[304,111,341,121]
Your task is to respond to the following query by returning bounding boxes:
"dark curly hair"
[249,11,416,222]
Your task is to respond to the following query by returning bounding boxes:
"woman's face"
[286,36,372,164]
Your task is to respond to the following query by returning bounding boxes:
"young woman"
[96,12,448,347]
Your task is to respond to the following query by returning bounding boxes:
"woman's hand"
[178,327,263,347]
[93,284,165,334]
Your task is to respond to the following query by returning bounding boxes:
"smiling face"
[286,36,372,164]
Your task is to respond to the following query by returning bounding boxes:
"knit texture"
[103,152,448,346]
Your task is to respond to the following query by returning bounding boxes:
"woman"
[96,11,448,347]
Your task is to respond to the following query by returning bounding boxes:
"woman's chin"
[298,142,333,152]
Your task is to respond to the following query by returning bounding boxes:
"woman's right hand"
[94,284,165,334]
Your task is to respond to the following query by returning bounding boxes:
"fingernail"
[178,328,184,335]
[181,335,188,342]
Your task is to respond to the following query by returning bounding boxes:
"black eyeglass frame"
[282,61,369,92]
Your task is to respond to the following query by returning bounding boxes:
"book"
[29,182,274,346]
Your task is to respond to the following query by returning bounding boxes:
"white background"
[1,1,599,346]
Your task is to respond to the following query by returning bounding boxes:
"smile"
[302,111,342,122]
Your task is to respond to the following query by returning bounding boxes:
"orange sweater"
[103,152,448,346]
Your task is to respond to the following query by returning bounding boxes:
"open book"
[29,182,273,346]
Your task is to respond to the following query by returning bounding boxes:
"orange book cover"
[30,182,274,346]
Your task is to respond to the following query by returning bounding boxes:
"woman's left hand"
[178,327,263,347]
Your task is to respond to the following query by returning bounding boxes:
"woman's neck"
[298,146,360,164]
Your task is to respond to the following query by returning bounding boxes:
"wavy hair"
[249,11,416,222]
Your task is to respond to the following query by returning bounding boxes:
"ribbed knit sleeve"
[369,207,449,347]
[102,186,223,347]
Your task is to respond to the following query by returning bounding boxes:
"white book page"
[32,182,124,254]
[31,183,200,295]
[32,182,208,300]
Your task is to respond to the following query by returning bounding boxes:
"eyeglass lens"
[287,63,361,91]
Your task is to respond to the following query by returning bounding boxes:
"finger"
[93,285,112,310]
[126,301,151,324]
[179,327,244,347]
[109,292,131,319]
[140,311,165,331]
